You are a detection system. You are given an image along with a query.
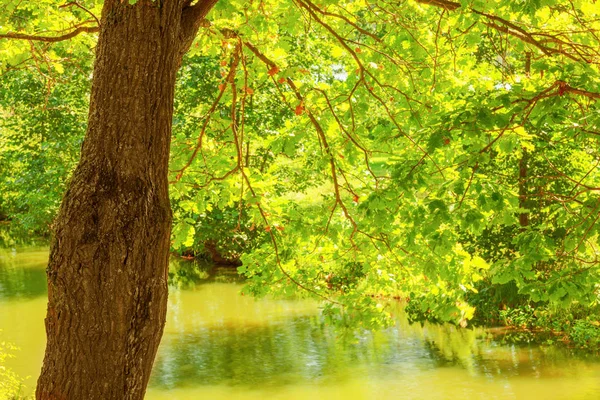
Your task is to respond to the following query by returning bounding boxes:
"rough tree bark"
[36,1,216,398]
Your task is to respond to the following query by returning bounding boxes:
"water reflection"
[153,308,600,391]
[0,247,48,300]
[168,258,244,287]
[1,250,600,399]
[153,316,434,388]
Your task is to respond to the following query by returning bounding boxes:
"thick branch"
[0,25,99,43]
[179,0,219,52]
[414,0,460,11]
[561,82,600,99]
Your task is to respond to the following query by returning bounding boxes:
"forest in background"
[0,0,599,359]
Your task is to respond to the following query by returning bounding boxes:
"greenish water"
[1,248,600,399]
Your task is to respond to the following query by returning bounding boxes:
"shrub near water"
[567,319,600,350]
[0,335,26,399]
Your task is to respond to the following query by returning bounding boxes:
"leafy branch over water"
[0,0,599,330]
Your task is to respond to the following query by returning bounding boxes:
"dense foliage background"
[1,0,599,341]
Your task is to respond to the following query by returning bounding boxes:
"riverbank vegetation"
[0,333,27,399]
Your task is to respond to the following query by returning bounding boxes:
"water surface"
[1,248,599,399]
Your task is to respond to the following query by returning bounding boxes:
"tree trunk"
[36,1,214,398]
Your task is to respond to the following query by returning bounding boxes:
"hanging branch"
[230,51,343,304]
[234,34,360,239]
[173,43,241,182]
[294,0,444,177]
[414,0,599,63]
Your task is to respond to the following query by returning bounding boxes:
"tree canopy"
[1,0,599,328]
